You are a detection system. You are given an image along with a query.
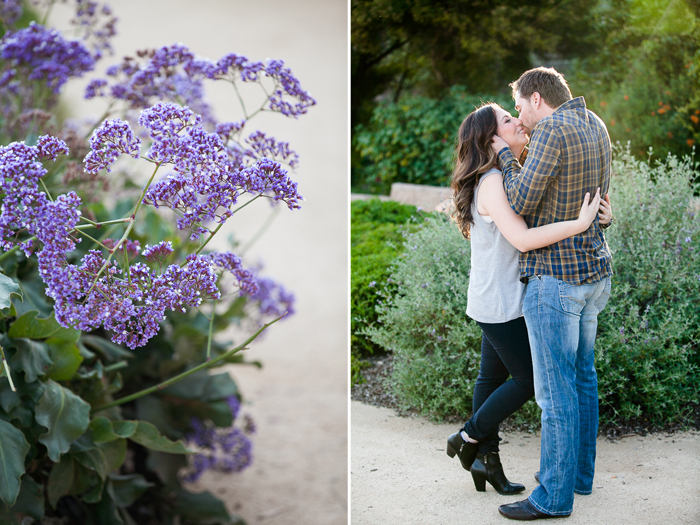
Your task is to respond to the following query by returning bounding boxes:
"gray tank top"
[465,169,525,323]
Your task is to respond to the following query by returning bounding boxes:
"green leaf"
[107,473,153,508]
[89,418,136,443]
[46,338,83,381]
[10,475,44,521]
[0,384,20,414]
[80,335,134,361]
[73,439,127,481]
[0,274,21,310]
[10,338,53,383]
[70,460,103,503]
[0,418,30,506]
[171,489,235,525]
[47,454,75,508]
[128,421,189,454]
[146,450,188,485]
[35,380,91,462]
[12,279,52,318]
[9,311,79,342]
[162,371,237,402]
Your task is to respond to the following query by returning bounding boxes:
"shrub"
[359,213,483,420]
[595,145,700,426]
[350,199,419,384]
[362,147,700,429]
[352,87,512,194]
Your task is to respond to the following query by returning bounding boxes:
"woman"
[445,103,612,495]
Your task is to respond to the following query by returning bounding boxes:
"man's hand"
[491,135,509,154]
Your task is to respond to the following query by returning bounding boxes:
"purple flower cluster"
[0,22,95,93]
[70,0,117,58]
[205,251,259,296]
[85,44,213,122]
[0,0,22,27]
[86,44,315,118]
[246,131,299,168]
[84,118,141,173]
[139,103,302,238]
[142,240,174,264]
[1,136,253,349]
[47,251,222,349]
[0,139,79,256]
[248,276,295,317]
[263,59,316,118]
[183,395,254,483]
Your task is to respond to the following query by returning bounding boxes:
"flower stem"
[91,313,286,413]
[0,345,16,392]
[39,178,54,202]
[206,300,217,361]
[0,245,20,264]
[88,162,162,290]
[232,82,249,119]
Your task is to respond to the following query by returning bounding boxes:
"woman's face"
[493,106,528,151]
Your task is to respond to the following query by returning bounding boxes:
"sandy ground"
[351,401,700,525]
[57,1,349,524]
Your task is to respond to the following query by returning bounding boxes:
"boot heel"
[446,443,457,458]
[471,471,486,492]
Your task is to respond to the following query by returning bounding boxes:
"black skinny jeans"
[462,316,535,454]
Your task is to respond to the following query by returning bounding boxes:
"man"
[490,67,613,520]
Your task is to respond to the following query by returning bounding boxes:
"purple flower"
[85,78,108,98]
[246,131,298,168]
[241,158,303,210]
[215,120,246,142]
[262,59,316,118]
[0,0,22,27]
[0,140,81,255]
[0,22,95,93]
[84,118,141,173]
[70,0,117,57]
[142,241,174,263]
[182,398,254,483]
[247,276,295,317]
[205,252,258,295]
[226,395,241,420]
[36,135,70,162]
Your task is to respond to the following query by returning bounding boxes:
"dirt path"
[351,401,700,524]
[58,1,349,523]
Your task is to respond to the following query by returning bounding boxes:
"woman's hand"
[576,188,602,232]
[599,194,612,225]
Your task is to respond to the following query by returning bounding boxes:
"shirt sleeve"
[497,123,561,217]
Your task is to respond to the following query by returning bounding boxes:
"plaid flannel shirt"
[497,96,613,285]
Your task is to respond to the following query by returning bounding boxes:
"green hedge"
[359,148,700,428]
[350,199,420,383]
[352,87,512,194]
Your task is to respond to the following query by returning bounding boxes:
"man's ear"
[532,92,541,109]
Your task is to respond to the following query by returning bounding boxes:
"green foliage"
[594,146,700,425]
[351,0,597,129]
[0,204,254,524]
[360,148,700,428]
[353,87,512,194]
[351,199,421,383]
[570,0,700,162]
[359,213,483,420]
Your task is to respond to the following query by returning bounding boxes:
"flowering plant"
[0,1,314,523]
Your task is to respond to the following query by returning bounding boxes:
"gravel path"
[351,400,700,524]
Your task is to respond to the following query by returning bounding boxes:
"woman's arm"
[478,173,601,253]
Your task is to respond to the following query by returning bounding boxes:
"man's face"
[514,92,537,132]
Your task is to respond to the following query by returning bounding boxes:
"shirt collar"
[554,96,586,114]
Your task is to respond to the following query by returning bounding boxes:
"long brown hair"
[451,103,500,239]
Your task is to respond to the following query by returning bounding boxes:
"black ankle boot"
[470,451,525,495]
[446,432,478,471]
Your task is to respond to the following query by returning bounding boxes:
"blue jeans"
[523,275,611,516]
